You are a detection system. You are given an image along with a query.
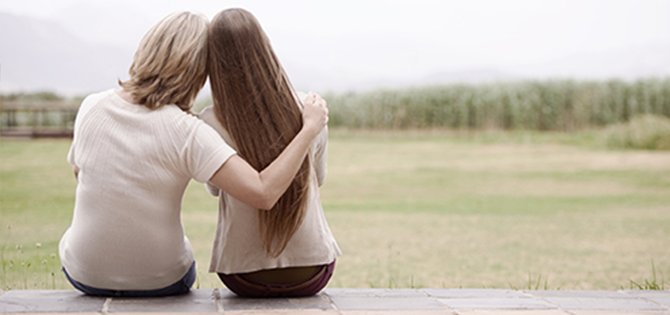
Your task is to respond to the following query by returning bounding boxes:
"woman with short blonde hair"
[59,11,328,297]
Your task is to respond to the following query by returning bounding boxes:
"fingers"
[301,92,329,133]
[307,93,315,102]
[306,92,324,104]
[305,92,326,111]
[316,97,328,125]
[312,96,328,121]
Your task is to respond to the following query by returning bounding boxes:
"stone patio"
[1,288,669,314]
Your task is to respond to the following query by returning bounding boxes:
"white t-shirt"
[60,89,236,290]
[199,104,341,275]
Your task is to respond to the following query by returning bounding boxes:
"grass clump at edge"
[605,114,670,150]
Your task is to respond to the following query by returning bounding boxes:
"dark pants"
[63,262,197,297]
[218,260,335,298]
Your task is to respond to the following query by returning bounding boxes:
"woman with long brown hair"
[200,8,341,297]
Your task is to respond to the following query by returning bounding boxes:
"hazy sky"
[2,0,670,91]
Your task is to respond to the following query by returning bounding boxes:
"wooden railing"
[0,101,78,138]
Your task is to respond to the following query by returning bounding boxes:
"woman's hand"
[302,92,328,136]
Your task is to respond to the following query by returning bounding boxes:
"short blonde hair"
[119,11,208,111]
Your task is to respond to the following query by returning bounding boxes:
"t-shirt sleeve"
[184,122,237,184]
[204,182,220,197]
[313,126,328,187]
[67,142,76,167]
[67,95,91,167]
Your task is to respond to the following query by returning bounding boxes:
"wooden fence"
[0,101,78,138]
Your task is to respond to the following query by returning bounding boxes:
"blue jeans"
[63,262,196,297]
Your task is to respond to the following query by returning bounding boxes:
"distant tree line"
[4,78,670,132]
[325,78,670,131]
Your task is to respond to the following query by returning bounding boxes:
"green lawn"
[1,130,669,290]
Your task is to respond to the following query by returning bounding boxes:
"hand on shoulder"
[301,92,328,137]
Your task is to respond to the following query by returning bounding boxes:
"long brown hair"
[208,8,311,257]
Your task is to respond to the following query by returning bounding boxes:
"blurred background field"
[5,78,670,148]
[2,0,669,292]
[1,105,669,289]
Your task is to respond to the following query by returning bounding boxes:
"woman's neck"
[115,89,137,105]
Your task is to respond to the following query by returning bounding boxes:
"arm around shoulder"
[209,92,328,210]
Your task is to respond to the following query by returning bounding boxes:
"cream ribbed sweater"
[60,89,236,290]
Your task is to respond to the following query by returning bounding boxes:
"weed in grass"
[1,225,9,287]
[509,271,555,290]
[0,224,62,290]
[387,243,398,289]
[626,260,667,290]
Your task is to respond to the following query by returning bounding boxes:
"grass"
[1,129,669,290]
[627,260,666,290]
[605,114,670,150]
[508,272,551,291]
[321,129,670,289]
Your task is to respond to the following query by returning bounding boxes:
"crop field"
[1,128,669,291]
[324,78,670,131]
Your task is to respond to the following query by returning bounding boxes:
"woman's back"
[61,89,235,290]
[200,104,339,275]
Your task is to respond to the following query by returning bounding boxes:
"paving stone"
[216,288,335,311]
[524,290,630,299]
[437,297,555,310]
[571,311,670,315]
[110,313,218,315]
[331,296,447,311]
[423,289,527,299]
[0,290,105,313]
[339,311,454,315]
[621,290,670,308]
[456,310,570,315]
[621,290,670,298]
[226,311,341,315]
[326,288,428,298]
[108,289,218,312]
[325,288,446,311]
[539,297,665,310]
[3,289,669,313]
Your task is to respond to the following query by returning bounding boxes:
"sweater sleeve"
[67,92,100,167]
[183,121,237,184]
[205,182,220,197]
